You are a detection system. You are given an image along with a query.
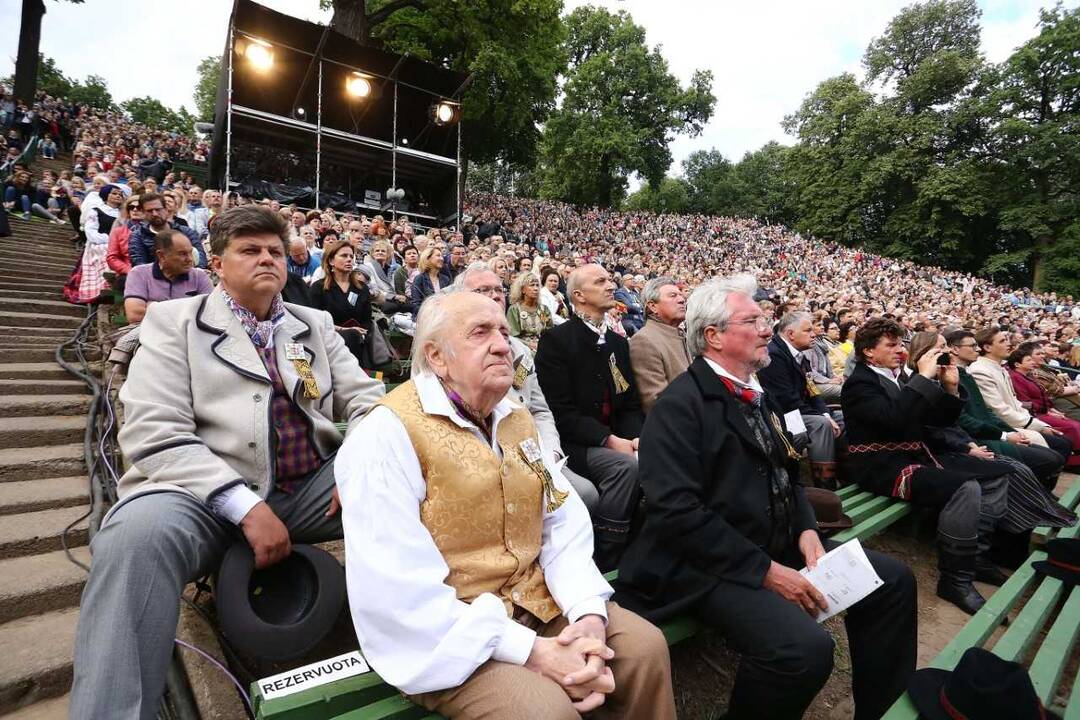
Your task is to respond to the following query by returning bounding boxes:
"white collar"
[413,371,519,437]
[781,337,803,360]
[868,363,901,387]
[703,357,764,394]
[577,313,607,346]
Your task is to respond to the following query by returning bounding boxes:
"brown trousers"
[408,602,676,720]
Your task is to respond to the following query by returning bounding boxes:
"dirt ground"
[671,473,1077,719]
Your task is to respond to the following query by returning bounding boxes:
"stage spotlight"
[346,73,374,99]
[430,100,461,126]
[295,107,306,118]
[243,39,274,72]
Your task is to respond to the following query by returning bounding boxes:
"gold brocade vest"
[377,381,560,622]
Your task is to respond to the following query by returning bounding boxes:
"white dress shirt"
[335,371,612,695]
[703,357,765,394]
[868,363,902,388]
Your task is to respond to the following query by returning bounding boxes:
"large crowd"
[5,89,1080,720]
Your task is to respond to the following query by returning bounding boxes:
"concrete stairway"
[0,207,92,719]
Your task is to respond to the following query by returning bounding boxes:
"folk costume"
[535,314,644,570]
[841,362,1009,614]
[337,374,676,720]
[617,358,917,720]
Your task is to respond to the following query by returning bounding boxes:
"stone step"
[0,607,78,714]
[0,289,65,300]
[0,505,89,560]
[0,548,89,624]
[0,299,85,318]
[1,693,70,719]
[0,265,72,283]
[0,397,91,419]
[0,416,86,449]
[0,444,85,483]
[0,363,88,381]
[0,348,99,363]
[0,380,88,397]
[0,476,89,516]
[0,255,75,272]
[0,312,82,330]
[0,247,78,265]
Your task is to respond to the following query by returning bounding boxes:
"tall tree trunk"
[332,0,371,44]
[13,0,46,103]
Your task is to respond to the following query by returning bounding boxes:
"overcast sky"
[2,0,1072,174]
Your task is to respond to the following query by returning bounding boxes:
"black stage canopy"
[209,0,468,225]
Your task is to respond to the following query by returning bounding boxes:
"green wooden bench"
[252,483,913,719]
[882,497,1080,718]
[1033,479,1080,546]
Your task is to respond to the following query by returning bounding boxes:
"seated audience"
[807,314,844,401]
[458,263,600,513]
[410,246,445,317]
[337,290,676,720]
[393,244,420,298]
[128,192,206,269]
[1027,341,1080,420]
[364,239,409,315]
[758,312,845,488]
[286,238,321,281]
[946,329,1067,489]
[967,327,1076,463]
[1007,342,1080,467]
[507,272,553,354]
[105,194,140,291]
[842,318,1008,615]
[628,276,690,413]
[618,275,916,720]
[123,229,213,324]
[539,267,570,325]
[69,206,384,719]
[536,264,644,570]
[66,184,123,304]
[311,242,374,368]
[613,275,645,336]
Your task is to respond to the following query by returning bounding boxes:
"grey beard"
[749,354,772,373]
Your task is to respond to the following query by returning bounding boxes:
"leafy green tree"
[984,4,1080,294]
[33,53,73,97]
[121,97,196,136]
[623,177,691,213]
[731,142,796,224]
[536,7,714,207]
[192,56,220,122]
[681,150,738,215]
[327,0,566,190]
[67,74,113,110]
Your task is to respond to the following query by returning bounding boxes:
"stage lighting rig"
[238,37,274,72]
[346,72,377,99]
[430,100,461,126]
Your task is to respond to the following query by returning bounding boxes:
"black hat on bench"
[908,647,1061,720]
[1031,537,1080,587]
[215,542,346,662]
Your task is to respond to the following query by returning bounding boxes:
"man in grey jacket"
[457,263,600,513]
[69,206,385,720]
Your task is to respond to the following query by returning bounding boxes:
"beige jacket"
[115,287,384,510]
[629,319,692,413]
[967,356,1050,433]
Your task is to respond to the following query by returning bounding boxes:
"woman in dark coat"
[310,242,373,368]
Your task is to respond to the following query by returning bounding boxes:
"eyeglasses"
[471,285,506,298]
[728,316,772,331]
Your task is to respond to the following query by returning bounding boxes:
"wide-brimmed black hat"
[215,543,346,662]
[805,487,853,532]
[908,647,1061,720]
[1031,537,1080,586]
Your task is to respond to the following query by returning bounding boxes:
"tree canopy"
[535,7,714,207]
[192,56,220,122]
[121,97,197,136]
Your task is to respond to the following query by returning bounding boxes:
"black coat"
[310,279,373,367]
[757,335,828,416]
[615,358,817,621]
[534,316,644,473]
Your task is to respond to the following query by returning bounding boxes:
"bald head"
[567,263,615,317]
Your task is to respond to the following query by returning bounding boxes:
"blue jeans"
[4,186,30,213]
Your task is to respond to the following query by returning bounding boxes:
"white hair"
[685,274,759,357]
[642,276,677,316]
[410,293,454,377]
[452,261,495,290]
[777,310,812,335]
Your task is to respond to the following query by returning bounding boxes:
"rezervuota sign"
[257,651,371,701]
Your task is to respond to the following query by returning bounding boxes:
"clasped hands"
[525,615,615,712]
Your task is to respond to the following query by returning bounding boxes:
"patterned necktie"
[718,375,763,408]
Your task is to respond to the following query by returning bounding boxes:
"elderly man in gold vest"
[336,291,676,720]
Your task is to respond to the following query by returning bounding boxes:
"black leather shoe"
[975,560,1009,586]
[937,578,986,616]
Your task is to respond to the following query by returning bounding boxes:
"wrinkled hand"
[968,445,995,460]
[763,561,829,616]
[605,435,636,457]
[556,615,613,708]
[1006,432,1031,445]
[325,487,341,518]
[826,415,842,438]
[525,636,615,710]
[798,529,826,569]
[240,502,291,569]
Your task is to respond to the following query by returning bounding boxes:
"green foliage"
[121,97,196,136]
[67,74,113,110]
[328,0,566,170]
[624,177,691,214]
[535,7,714,207]
[35,54,73,97]
[192,56,220,122]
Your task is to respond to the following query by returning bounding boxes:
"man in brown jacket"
[629,276,690,412]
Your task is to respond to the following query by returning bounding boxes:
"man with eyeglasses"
[945,330,1067,489]
[128,192,206,269]
[618,275,916,720]
[457,263,600,514]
